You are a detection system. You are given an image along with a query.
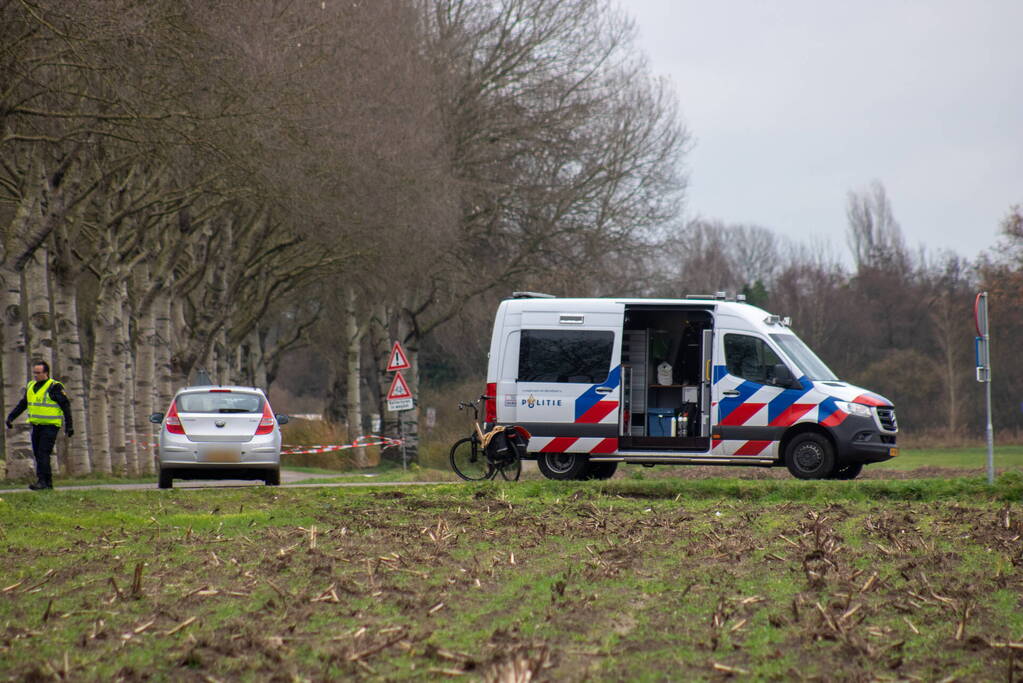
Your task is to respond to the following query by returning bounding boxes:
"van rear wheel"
[537,453,590,480]
[784,433,835,479]
[585,462,618,480]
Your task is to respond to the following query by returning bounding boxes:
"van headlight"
[836,401,872,418]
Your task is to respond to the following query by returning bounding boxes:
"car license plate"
[204,450,241,463]
[889,447,899,457]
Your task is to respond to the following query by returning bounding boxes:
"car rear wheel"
[264,469,280,486]
[784,433,835,479]
[158,469,173,489]
[537,453,590,480]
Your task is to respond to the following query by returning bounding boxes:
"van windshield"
[769,334,838,381]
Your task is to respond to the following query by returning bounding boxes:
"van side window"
[724,334,783,385]
[519,330,614,383]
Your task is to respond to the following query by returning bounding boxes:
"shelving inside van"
[619,305,712,451]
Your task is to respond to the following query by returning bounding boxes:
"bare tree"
[846,181,908,272]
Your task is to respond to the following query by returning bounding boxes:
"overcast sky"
[625,0,1022,263]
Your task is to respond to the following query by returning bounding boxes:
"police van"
[484,293,898,480]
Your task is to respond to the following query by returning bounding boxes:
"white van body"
[485,296,898,480]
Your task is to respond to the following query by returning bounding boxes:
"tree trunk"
[0,264,32,476]
[52,268,92,474]
[119,280,140,476]
[375,304,411,465]
[250,329,269,391]
[24,250,60,476]
[154,291,175,412]
[25,250,53,367]
[135,270,158,475]
[107,281,129,475]
[402,317,420,464]
[214,327,229,385]
[170,297,191,387]
[234,333,248,386]
[346,289,366,465]
[931,293,961,440]
[88,277,118,474]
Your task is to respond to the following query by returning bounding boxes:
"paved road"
[0,470,448,495]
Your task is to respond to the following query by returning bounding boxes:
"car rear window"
[176,392,263,414]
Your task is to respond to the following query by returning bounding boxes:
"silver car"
[150,386,289,489]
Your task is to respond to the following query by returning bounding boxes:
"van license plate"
[204,450,241,463]
[889,448,899,457]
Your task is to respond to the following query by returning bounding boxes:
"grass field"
[4,445,1023,489]
[874,445,1023,470]
[3,476,1023,680]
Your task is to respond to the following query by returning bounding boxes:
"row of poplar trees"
[0,0,690,476]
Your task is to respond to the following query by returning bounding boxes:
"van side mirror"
[149,413,164,424]
[276,414,290,425]
[771,364,797,388]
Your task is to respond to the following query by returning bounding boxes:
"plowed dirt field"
[3,479,1023,680]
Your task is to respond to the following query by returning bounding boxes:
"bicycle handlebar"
[458,400,480,420]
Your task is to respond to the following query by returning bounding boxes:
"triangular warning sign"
[387,371,413,400]
[386,341,411,372]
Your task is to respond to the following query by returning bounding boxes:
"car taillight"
[165,401,185,435]
[255,402,276,435]
[485,382,496,423]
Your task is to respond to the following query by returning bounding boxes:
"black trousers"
[30,424,59,486]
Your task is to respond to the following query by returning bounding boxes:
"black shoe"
[28,481,52,491]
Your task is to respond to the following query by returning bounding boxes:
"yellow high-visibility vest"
[27,379,63,426]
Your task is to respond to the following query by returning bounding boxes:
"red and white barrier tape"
[125,435,402,454]
[281,435,403,456]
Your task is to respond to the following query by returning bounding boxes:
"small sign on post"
[975,292,994,484]
[386,341,411,372]
[386,371,414,413]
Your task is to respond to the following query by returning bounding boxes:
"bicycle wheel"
[494,454,522,481]
[450,437,492,481]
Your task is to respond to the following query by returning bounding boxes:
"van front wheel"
[537,453,590,480]
[831,462,863,480]
[784,433,835,479]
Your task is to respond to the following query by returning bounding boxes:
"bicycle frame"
[451,395,523,482]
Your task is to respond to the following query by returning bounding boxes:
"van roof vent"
[511,291,556,299]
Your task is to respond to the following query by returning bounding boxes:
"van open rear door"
[701,328,713,437]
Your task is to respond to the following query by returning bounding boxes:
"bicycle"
[449,396,528,481]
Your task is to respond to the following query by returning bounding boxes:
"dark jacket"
[6,380,73,431]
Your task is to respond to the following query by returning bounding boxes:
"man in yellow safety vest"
[5,361,74,490]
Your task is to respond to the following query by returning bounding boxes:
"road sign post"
[975,292,993,485]
[385,342,414,470]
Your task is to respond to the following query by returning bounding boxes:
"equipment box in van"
[484,294,897,480]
